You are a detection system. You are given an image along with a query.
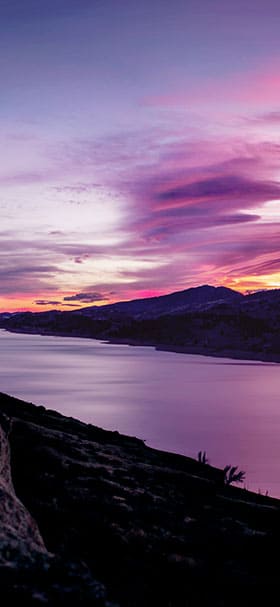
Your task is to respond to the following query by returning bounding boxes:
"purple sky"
[1,0,280,311]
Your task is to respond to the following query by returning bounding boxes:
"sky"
[1,0,280,311]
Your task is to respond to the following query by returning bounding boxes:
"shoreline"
[3,326,280,364]
[106,337,280,364]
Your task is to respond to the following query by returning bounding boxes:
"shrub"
[223,465,245,485]
[197,450,208,465]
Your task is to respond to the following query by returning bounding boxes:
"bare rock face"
[0,411,48,568]
[0,407,117,605]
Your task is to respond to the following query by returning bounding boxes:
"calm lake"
[1,329,280,497]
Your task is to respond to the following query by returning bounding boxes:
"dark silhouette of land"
[1,392,280,605]
[1,285,280,362]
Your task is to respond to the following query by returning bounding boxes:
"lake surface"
[1,329,280,497]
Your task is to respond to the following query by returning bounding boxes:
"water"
[0,329,280,497]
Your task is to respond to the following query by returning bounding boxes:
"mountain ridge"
[74,284,243,319]
[1,284,280,363]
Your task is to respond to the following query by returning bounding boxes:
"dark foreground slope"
[1,393,280,605]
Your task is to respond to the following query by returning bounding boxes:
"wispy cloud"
[63,292,108,303]
[34,300,61,306]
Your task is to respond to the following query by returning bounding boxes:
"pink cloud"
[120,139,280,250]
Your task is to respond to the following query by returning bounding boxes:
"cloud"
[155,175,280,207]
[34,300,61,306]
[248,111,280,125]
[0,171,48,186]
[230,257,280,278]
[74,254,91,264]
[123,161,280,246]
[63,292,108,303]
[54,183,101,194]
[0,261,61,295]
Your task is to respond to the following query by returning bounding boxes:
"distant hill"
[1,285,280,362]
[77,285,243,320]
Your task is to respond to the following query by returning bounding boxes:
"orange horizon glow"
[1,276,280,314]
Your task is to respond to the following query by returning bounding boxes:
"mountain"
[0,312,14,320]
[77,285,243,320]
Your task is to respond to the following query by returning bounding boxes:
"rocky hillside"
[77,285,243,319]
[1,392,280,605]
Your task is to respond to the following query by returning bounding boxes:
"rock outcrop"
[0,411,47,566]
[1,392,280,605]
[0,404,116,606]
